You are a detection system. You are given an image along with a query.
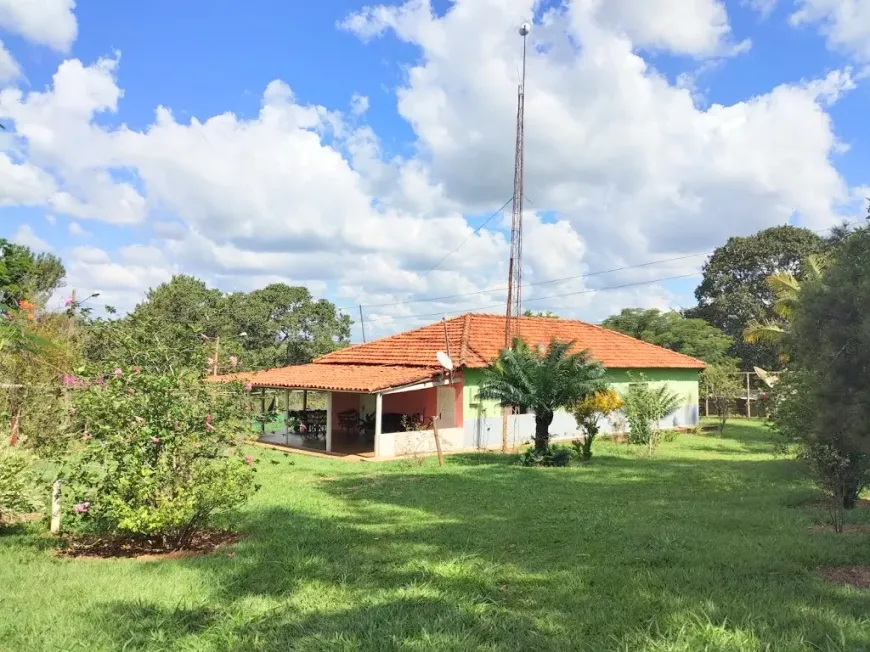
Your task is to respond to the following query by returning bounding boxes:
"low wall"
[377,427,464,458]
[462,404,699,451]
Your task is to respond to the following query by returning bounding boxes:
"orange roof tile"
[211,364,437,392]
[317,313,705,370]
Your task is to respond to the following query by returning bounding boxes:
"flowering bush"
[63,368,258,549]
[570,388,624,460]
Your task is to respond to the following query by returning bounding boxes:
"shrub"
[63,368,258,549]
[518,444,572,467]
[623,378,681,455]
[571,389,623,460]
[0,439,42,527]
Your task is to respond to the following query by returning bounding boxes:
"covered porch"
[231,363,464,459]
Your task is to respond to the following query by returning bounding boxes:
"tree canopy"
[601,308,733,364]
[688,225,828,370]
[84,275,352,374]
[0,239,65,305]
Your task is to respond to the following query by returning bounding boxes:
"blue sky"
[0,0,868,338]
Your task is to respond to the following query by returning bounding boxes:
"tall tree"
[602,308,732,364]
[779,227,870,519]
[689,225,826,370]
[83,276,352,374]
[0,239,65,305]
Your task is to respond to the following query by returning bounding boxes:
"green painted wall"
[463,367,700,420]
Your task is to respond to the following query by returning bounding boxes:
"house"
[215,313,704,459]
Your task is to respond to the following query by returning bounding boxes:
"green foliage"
[602,308,733,365]
[0,439,42,527]
[0,239,65,305]
[689,225,827,370]
[63,368,258,549]
[518,444,572,467]
[522,310,558,318]
[479,338,606,452]
[777,227,870,519]
[700,364,743,433]
[571,388,623,460]
[622,377,682,454]
[83,276,352,375]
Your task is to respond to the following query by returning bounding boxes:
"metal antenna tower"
[504,22,530,346]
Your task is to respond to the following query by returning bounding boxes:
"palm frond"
[744,320,787,344]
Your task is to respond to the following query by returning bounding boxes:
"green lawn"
[2,420,870,651]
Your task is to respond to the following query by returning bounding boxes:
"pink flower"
[128,388,135,395]
[133,416,145,424]
[229,355,239,368]
[151,437,160,445]
[62,375,78,388]
[73,502,90,513]
[82,432,92,441]
[245,382,253,392]
[113,368,122,378]
[245,455,254,467]
[134,366,141,375]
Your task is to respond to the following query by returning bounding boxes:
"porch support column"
[259,388,266,435]
[325,392,333,452]
[374,392,383,458]
[284,389,290,440]
[303,390,308,412]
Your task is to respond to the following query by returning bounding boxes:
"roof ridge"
[315,314,467,362]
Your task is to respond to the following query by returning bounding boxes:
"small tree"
[571,389,623,460]
[478,338,606,453]
[623,378,682,455]
[64,368,258,550]
[700,364,742,433]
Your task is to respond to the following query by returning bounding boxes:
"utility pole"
[359,305,367,343]
[502,22,531,453]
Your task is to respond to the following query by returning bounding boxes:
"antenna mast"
[504,22,530,346]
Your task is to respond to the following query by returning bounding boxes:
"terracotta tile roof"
[317,313,705,370]
[210,364,437,392]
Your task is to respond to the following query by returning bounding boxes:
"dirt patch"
[808,524,870,534]
[821,566,870,589]
[56,530,240,560]
[0,512,42,526]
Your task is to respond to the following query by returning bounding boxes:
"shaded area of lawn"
[3,421,870,651]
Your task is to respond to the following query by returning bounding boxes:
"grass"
[2,420,870,651]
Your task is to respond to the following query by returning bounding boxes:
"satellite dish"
[436,351,454,371]
[753,366,779,388]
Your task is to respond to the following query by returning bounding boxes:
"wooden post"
[50,480,62,534]
[374,393,383,457]
[259,388,266,435]
[746,372,752,418]
[431,417,444,467]
[9,408,20,446]
[325,392,333,452]
[359,305,367,343]
[501,409,509,453]
[213,336,220,376]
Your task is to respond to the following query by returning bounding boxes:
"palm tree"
[478,338,606,453]
[744,255,825,346]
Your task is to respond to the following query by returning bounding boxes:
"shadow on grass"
[86,448,870,651]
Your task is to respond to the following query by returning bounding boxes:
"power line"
[360,250,710,309]
[364,272,700,323]
[416,197,512,282]
[355,218,866,311]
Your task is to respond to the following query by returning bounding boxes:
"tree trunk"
[534,410,553,453]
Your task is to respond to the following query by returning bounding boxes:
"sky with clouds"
[0,0,868,341]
